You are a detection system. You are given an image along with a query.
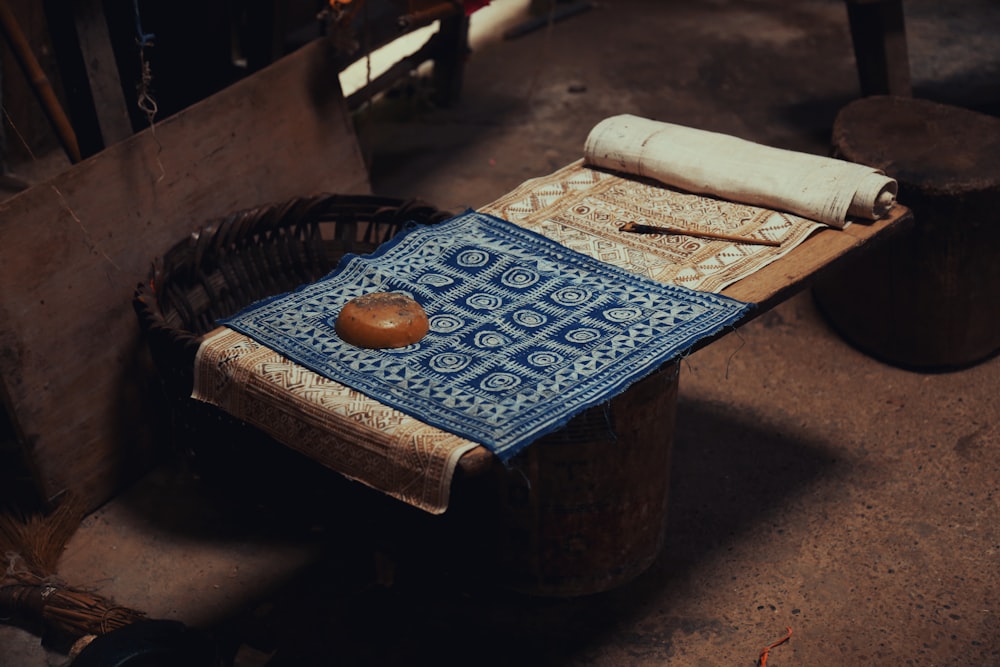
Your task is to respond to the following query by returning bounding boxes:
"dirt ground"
[2,0,998,665]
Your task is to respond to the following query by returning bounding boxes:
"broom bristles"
[0,494,86,576]
[1,495,147,638]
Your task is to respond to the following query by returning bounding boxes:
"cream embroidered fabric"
[192,327,479,514]
[584,115,897,227]
[480,160,822,292]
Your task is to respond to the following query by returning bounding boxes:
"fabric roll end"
[848,174,898,220]
[873,186,898,217]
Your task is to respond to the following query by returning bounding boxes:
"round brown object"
[335,292,429,349]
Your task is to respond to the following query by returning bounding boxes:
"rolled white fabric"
[584,114,896,227]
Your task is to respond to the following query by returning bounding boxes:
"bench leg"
[845,0,912,97]
[431,12,469,108]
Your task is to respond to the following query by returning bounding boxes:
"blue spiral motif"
[527,350,563,367]
[604,306,644,323]
[466,293,503,310]
[500,266,540,289]
[430,313,465,333]
[480,372,520,392]
[382,344,418,355]
[512,309,547,327]
[457,249,490,267]
[474,330,511,348]
[551,286,592,306]
[429,352,471,373]
[417,273,454,287]
[564,327,601,343]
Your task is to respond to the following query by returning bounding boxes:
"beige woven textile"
[480,160,822,292]
[193,132,856,514]
[192,327,479,513]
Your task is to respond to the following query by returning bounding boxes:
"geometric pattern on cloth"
[479,160,824,292]
[192,327,478,514]
[219,211,752,462]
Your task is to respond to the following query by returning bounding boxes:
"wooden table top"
[721,204,913,311]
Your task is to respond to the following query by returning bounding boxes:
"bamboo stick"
[0,0,82,163]
[619,221,782,247]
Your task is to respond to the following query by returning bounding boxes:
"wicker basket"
[133,193,453,399]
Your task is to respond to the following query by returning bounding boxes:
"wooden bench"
[0,33,914,597]
[482,203,912,595]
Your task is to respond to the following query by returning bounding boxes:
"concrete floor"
[3,0,999,664]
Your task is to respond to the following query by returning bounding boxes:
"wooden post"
[844,0,912,97]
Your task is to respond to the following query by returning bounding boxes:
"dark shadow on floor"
[189,396,846,665]
[774,94,861,150]
[658,395,842,567]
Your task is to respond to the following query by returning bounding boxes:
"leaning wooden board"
[0,38,370,512]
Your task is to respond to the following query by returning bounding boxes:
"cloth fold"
[584,114,896,227]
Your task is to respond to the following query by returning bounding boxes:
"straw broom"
[0,495,147,639]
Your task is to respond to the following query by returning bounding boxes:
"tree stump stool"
[813,96,1000,370]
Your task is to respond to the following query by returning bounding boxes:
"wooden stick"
[398,1,462,29]
[619,221,782,247]
[0,0,82,163]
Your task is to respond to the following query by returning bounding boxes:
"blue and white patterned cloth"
[221,211,752,462]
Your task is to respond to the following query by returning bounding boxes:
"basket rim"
[132,192,453,392]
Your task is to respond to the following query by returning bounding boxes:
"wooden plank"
[72,0,132,146]
[722,205,912,308]
[0,37,370,512]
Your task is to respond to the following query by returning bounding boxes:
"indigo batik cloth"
[220,210,752,462]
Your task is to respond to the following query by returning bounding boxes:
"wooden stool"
[813,96,1000,370]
